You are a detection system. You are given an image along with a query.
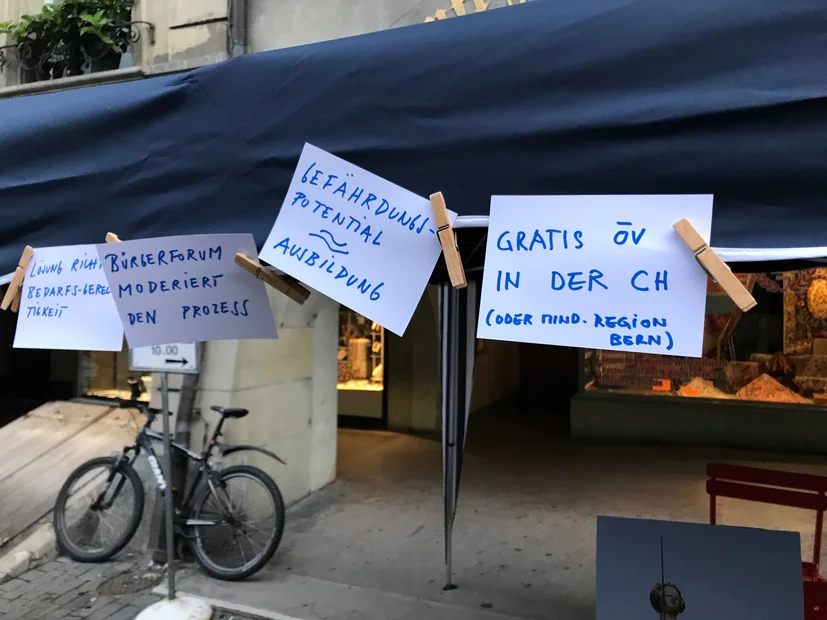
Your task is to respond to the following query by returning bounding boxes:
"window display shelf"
[337,380,383,391]
[84,388,150,402]
[582,270,827,407]
[572,388,827,453]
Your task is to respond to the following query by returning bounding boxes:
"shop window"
[337,307,385,422]
[81,342,150,402]
[583,269,827,405]
[338,308,384,392]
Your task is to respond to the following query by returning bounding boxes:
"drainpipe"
[171,342,204,503]
[228,0,249,57]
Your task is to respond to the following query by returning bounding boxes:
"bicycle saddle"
[210,405,249,419]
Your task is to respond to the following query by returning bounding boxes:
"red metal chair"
[707,462,827,619]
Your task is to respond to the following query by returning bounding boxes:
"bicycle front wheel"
[53,456,145,562]
[190,465,285,581]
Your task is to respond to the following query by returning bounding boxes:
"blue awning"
[1,0,826,276]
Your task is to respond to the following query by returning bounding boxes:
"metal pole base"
[135,595,212,620]
[443,583,458,591]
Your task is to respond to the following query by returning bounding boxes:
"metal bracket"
[127,21,156,46]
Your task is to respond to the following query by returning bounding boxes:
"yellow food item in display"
[807,278,827,319]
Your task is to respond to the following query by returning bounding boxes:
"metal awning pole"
[440,283,460,590]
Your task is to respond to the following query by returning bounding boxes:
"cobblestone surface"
[0,558,259,620]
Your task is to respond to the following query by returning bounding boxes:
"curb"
[152,587,302,620]
[0,522,57,584]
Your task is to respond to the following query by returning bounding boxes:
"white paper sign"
[14,244,124,351]
[98,234,277,348]
[478,195,714,357]
[260,143,455,336]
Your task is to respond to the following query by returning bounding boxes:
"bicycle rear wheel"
[190,465,285,581]
[53,456,144,562]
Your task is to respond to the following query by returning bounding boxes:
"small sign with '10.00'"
[129,342,198,374]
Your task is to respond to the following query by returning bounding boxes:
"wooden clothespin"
[234,254,311,305]
[673,218,756,312]
[1,245,34,313]
[430,192,467,289]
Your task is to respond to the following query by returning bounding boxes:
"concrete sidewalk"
[169,571,542,620]
[0,556,260,620]
[171,421,827,620]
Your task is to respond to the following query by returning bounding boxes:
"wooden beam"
[430,192,467,289]
[673,218,756,312]
[1,245,34,312]
[234,254,311,305]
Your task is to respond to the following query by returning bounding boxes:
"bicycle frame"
[101,402,284,527]
[134,427,206,511]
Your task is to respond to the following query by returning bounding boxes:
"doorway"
[518,343,580,431]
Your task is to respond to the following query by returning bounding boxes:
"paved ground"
[4,408,826,619]
[175,408,827,620]
[0,557,259,620]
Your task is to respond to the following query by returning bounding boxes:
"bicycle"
[53,398,286,581]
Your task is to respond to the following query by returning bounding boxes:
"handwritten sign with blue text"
[478,195,714,357]
[14,244,124,351]
[97,234,277,348]
[259,144,455,336]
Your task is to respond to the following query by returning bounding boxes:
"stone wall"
[249,0,529,52]
[151,286,338,506]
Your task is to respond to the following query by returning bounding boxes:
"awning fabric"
[1,0,826,276]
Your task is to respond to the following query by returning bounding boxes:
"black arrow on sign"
[165,358,189,366]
